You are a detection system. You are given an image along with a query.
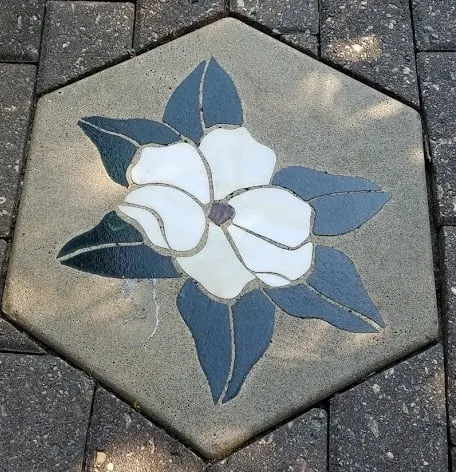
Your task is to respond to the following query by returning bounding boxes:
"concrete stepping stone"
[3,18,438,458]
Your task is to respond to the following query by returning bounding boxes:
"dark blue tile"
[177,280,231,403]
[60,244,179,279]
[78,121,137,187]
[308,246,384,327]
[223,290,275,403]
[81,116,180,145]
[272,166,379,200]
[58,211,142,258]
[267,284,378,333]
[203,57,243,128]
[311,191,390,235]
[163,61,206,144]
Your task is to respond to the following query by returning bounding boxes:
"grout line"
[81,383,98,472]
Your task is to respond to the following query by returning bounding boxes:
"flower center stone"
[209,202,235,226]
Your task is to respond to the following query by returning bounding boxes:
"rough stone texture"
[281,33,319,57]
[0,318,44,353]
[230,0,319,36]
[412,0,456,51]
[84,388,204,472]
[0,354,94,472]
[4,19,438,457]
[38,1,134,94]
[330,344,448,471]
[440,227,456,444]
[0,0,46,62]
[417,53,456,226]
[207,409,327,471]
[135,0,225,50]
[321,0,419,106]
[0,64,35,238]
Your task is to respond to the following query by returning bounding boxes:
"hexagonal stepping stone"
[3,19,438,458]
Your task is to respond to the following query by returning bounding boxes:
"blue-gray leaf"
[58,211,142,258]
[307,246,384,327]
[267,246,383,333]
[267,284,379,333]
[81,116,180,146]
[60,245,178,278]
[163,61,206,144]
[311,191,390,235]
[272,166,379,200]
[58,211,179,279]
[79,121,136,187]
[177,280,232,403]
[203,57,243,128]
[223,290,275,403]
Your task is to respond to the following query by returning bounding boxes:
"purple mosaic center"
[209,202,235,226]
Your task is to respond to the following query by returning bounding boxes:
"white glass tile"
[124,185,205,252]
[177,223,255,299]
[230,187,312,247]
[131,142,210,204]
[200,127,276,200]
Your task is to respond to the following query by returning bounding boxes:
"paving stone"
[135,0,225,50]
[320,0,419,106]
[0,64,35,238]
[440,226,456,444]
[207,408,327,471]
[417,53,456,226]
[412,0,456,51]
[0,354,94,472]
[0,318,44,353]
[230,0,318,36]
[281,33,319,57]
[38,1,134,94]
[4,19,438,457]
[84,388,204,471]
[0,0,45,62]
[329,344,448,471]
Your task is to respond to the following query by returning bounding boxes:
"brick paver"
[0,64,35,238]
[418,53,456,226]
[330,344,448,471]
[321,0,419,105]
[0,0,45,62]
[84,388,204,472]
[208,409,327,472]
[135,0,225,50]
[0,355,94,472]
[38,1,134,94]
[412,0,456,51]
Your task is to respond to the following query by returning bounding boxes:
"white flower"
[119,127,313,299]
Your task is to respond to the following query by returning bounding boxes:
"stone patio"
[0,1,453,471]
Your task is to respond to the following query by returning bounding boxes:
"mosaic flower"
[58,57,390,404]
[119,127,313,300]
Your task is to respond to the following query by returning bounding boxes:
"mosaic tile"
[4,19,437,458]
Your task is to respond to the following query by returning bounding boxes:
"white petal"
[256,273,291,287]
[130,143,210,204]
[228,225,313,280]
[176,223,255,299]
[118,205,169,249]
[200,127,276,200]
[125,185,205,252]
[229,187,312,247]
